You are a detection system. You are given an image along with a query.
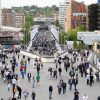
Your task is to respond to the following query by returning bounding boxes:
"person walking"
[17,85,22,99]
[82,94,88,100]
[23,90,29,100]
[36,73,40,86]
[58,67,62,76]
[68,77,73,90]
[49,85,53,99]
[31,91,36,100]
[27,71,31,82]
[73,89,79,100]
[62,82,67,94]
[73,78,78,90]
[32,76,35,88]
[57,82,62,94]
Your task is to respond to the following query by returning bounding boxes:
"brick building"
[65,0,87,32]
[2,9,25,28]
[2,9,12,26]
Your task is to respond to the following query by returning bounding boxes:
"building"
[59,0,70,31]
[77,31,100,45]
[2,9,12,26]
[14,12,25,28]
[0,0,2,32]
[93,40,100,54]
[65,0,87,32]
[2,9,24,28]
[88,4,100,31]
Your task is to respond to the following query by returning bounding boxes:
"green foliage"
[25,16,33,26]
[59,31,67,44]
[59,25,86,45]
[74,41,79,49]
[66,25,86,41]
[23,16,33,44]
[12,5,59,17]
[23,33,30,44]
[55,20,63,31]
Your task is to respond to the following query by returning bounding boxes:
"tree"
[23,16,33,44]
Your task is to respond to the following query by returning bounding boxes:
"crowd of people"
[0,47,100,100]
[30,25,57,56]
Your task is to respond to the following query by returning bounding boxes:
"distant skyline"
[1,0,97,8]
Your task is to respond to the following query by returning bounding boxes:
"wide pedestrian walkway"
[0,54,100,100]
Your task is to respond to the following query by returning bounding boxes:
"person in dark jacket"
[62,82,67,94]
[58,67,62,76]
[49,85,53,99]
[31,91,36,100]
[17,85,22,99]
[73,78,78,90]
[68,77,73,90]
[73,89,79,100]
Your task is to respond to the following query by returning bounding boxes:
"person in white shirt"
[82,94,88,100]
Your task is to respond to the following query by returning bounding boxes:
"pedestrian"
[73,89,79,100]
[32,76,35,88]
[27,71,31,82]
[36,73,40,86]
[98,96,100,100]
[53,69,57,79]
[49,85,53,99]
[69,69,75,78]
[73,78,78,90]
[86,74,90,85]
[23,90,29,100]
[62,82,67,94]
[90,75,94,86]
[7,81,11,91]
[58,67,62,76]
[57,82,62,94]
[68,77,73,90]
[82,94,88,100]
[31,91,36,100]
[17,85,22,99]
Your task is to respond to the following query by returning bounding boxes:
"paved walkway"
[0,54,100,100]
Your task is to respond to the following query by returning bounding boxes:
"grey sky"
[1,0,97,8]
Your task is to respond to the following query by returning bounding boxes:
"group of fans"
[30,25,57,56]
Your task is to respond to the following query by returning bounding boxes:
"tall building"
[13,12,25,28]
[59,0,70,31]
[2,9,25,28]
[65,0,87,32]
[2,9,12,26]
[98,0,100,3]
[88,4,100,31]
[0,0,2,32]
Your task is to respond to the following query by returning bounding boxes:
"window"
[97,44,100,49]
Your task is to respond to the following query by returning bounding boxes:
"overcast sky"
[1,0,97,8]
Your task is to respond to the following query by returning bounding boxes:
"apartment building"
[2,9,24,28]
[59,0,70,31]
[14,12,25,28]
[88,4,100,31]
[65,0,87,32]
[2,9,12,26]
